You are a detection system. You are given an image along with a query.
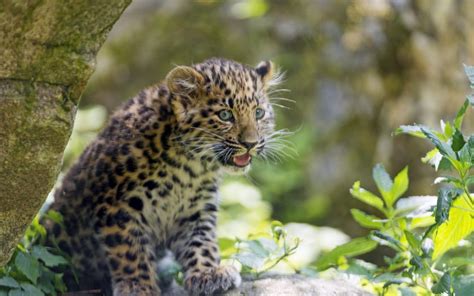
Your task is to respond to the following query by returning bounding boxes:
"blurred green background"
[61,0,474,266]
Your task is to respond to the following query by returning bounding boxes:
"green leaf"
[53,274,67,293]
[470,135,474,150]
[411,216,435,229]
[409,255,423,270]
[394,125,427,138]
[392,166,409,200]
[433,195,474,259]
[0,277,19,289]
[422,148,444,170]
[455,99,470,130]
[37,272,56,296]
[371,231,404,251]
[398,287,417,296]
[466,135,474,163]
[421,128,456,159]
[349,181,385,213]
[458,142,472,163]
[270,220,283,229]
[350,209,383,229]
[31,246,68,267]
[315,237,377,270]
[344,259,377,279]
[395,195,437,219]
[372,164,394,207]
[245,240,269,258]
[234,252,265,270]
[451,128,466,152]
[19,283,44,296]
[453,274,474,296]
[403,231,420,250]
[463,64,474,87]
[299,267,319,277]
[256,238,278,254]
[441,120,454,138]
[372,164,393,192]
[6,289,24,296]
[373,272,403,283]
[23,216,47,248]
[468,94,474,105]
[438,156,454,171]
[432,272,451,295]
[435,188,454,224]
[435,188,462,224]
[422,151,459,171]
[422,148,438,163]
[434,176,463,186]
[270,220,284,240]
[43,210,64,226]
[382,278,411,289]
[14,252,40,285]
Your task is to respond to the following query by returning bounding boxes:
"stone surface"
[0,0,131,266]
[163,274,373,296]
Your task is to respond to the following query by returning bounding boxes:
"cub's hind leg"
[43,211,112,293]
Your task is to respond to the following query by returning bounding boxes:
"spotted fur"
[42,58,282,295]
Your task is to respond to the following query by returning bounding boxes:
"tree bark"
[0,0,131,266]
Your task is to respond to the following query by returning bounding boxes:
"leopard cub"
[43,58,281,295]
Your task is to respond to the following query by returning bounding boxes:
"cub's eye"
[255,107,265,120]
[218,109,234,122]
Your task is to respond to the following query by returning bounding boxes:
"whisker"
[267,88,290,95]
[269,103,291,110]
[269,97,296,104]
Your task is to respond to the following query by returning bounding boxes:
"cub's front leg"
[169,205,241,295]
[95,207,161,296]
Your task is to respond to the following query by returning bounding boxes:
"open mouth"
[232,153,252,167]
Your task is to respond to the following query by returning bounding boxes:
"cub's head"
[167,58,283,173]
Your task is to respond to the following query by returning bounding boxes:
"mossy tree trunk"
[0,0,131,266]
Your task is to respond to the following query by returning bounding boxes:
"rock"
[163,274,373,296]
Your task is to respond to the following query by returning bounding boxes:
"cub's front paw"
[185,265,241,295]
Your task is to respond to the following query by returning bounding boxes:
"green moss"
[0,0,131,267]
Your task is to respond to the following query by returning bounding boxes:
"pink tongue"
[233,153,251,166]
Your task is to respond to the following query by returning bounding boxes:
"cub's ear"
[166,66,204,97]
[256,60,274,83]
[255,60,282,89]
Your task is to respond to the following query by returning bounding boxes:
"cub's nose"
[240,141,258,150]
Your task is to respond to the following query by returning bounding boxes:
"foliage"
[314,66,474,295]
[220,221,300,278]
[217,180,348,277]
[0,212,69,296]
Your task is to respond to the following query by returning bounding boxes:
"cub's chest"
[130,158,219,238]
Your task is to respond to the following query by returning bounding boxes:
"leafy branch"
[314,65,474,296]
[220,221,300,279]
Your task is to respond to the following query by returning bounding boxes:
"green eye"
[218,109,234,122]
[256,107,265,120]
